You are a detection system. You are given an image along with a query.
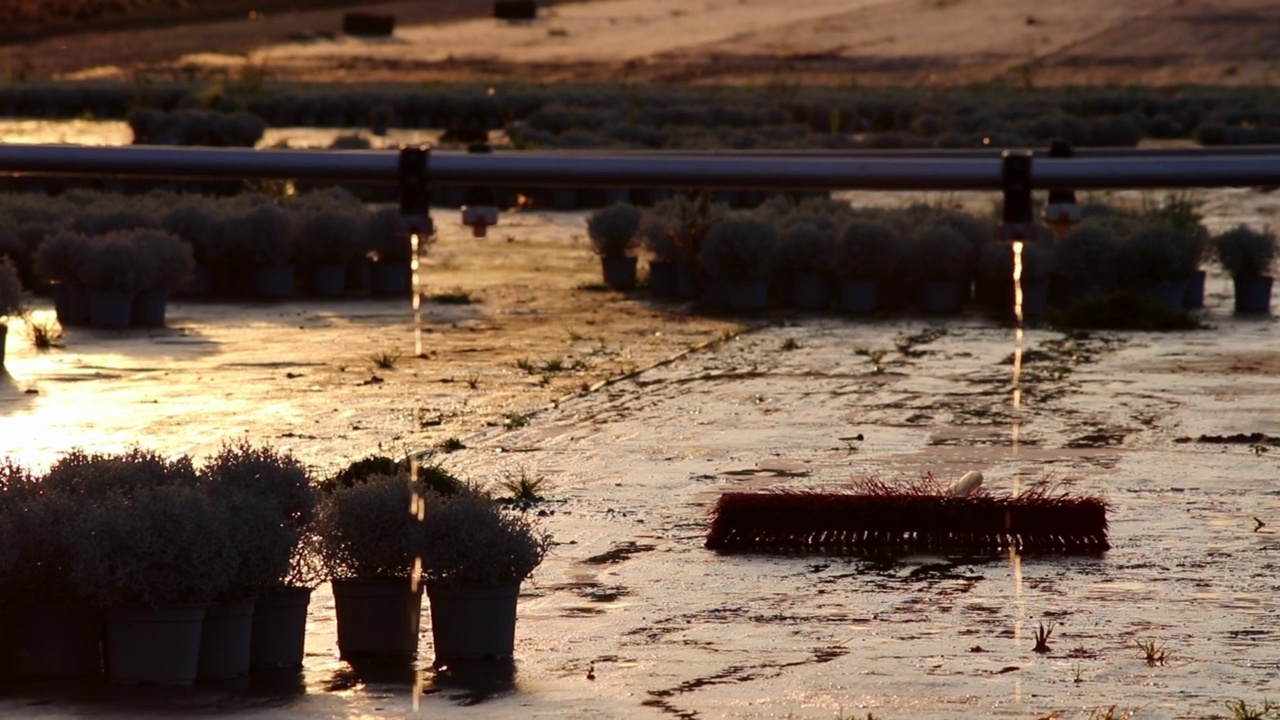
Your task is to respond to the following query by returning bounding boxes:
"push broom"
[705,472,1109,555]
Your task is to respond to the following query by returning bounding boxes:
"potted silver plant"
[778,220,836,310]
[0,460,101,678]
[832,219,902,314]
[316,472,428,661]
[1051,221,1121,308]
[291,207,367,297]
[1214,224,1277,314]
[75,231,143,329]
[639,211,681,298]
[367,206,422,297]
[56,449,239,685]
[588,203,643,290]
[198,441,318,679]
[419,488,550,663]
[697,214,779,311]
[1117,225,1192,311]
[32,230,91,327]
[128,228,194,328]
[904,224,973,314]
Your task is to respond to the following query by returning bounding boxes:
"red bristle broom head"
[705,476,1109,555]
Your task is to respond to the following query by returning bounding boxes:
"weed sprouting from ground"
[465,375,480,389]
[781,337,800,351]
[438,437,466,452]
[429,289,477,304]
[1137,638,1168,666]
[1087,707,1134,720]
[369,350,400,369]
[1228,698,1277,719]
[22,312,63,349]
[498,470,549,505]
[1033,620,1055,653]
[517,357,585,374]
[503,411,533,429]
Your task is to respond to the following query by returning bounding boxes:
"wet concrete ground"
[2,208,1280,718]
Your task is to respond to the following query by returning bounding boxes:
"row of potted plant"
[0,188,420,328]
[127,108,267,147]
[0,446,549,685]
[5,80,1279,149]
[32,228,194,328]
[586,197,1276,317]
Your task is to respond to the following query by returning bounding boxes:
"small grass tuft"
[781,337,800,351]
[438,437,466,452]
[1228,698,1277,720]
[465,374,481,390]
[1033,620,1054,653]
[1086,707,1133,720]
[22,312,63,349]
[498,470,549,504]
[1136,638,1168,666]
[369,350,400,370]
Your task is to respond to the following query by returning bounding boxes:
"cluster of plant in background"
[586,192,1276,325]
[3,80,1280,149]
[0,186,417,315]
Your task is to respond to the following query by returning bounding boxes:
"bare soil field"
[3,0,1280,86]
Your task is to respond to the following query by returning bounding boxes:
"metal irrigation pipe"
[0,143,1279,190]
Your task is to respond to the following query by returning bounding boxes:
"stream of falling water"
[1009,238,1026,703]
[409,228,427,710]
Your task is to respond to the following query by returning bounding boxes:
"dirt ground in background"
[3,0,1279,86]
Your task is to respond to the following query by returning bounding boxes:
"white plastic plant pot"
[1042,202,1083,225]
[461,205,499,238]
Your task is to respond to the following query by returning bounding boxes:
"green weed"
[369,350,400,370]
[498,470,549,504]
[22,312,63,349]
[1033,620,1054,653]
[1136,638,1168,666]
[438,437,466,452]
[1228,698,1276,720]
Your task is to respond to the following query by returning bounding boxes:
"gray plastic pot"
[332,579,423,660]
[426,583,520,662]
[104,605,206,685]
[197,597,255,680]
[250,587,312,670]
